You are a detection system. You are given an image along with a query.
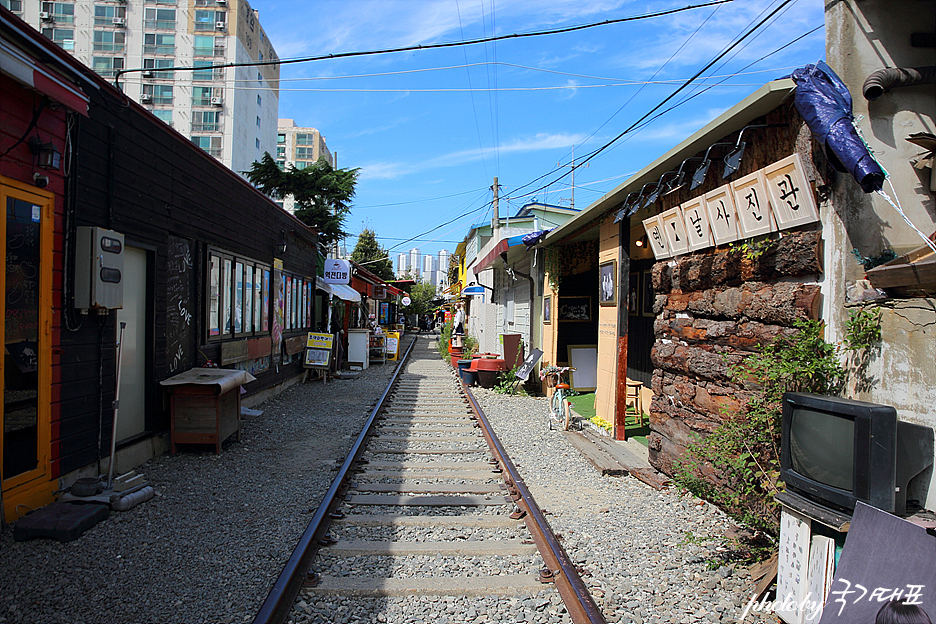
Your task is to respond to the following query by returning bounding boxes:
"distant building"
[436,249,450,290]
[396,253,409,278]
[275,120,334,212]
[14,0,280,175]
[422,254,436,287]
[408,248,420,279]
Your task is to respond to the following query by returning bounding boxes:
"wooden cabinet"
[160,369,254,454]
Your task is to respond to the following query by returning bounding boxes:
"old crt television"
[781,392,934,517]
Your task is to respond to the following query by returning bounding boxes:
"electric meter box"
[75,226,124,310]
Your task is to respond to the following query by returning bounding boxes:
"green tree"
[405,281,438,319]
[350,228,394,281]
[246,153,359,248]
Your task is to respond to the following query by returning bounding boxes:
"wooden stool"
[625,380,644,427]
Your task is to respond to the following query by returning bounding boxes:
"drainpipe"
[862,66,936,100]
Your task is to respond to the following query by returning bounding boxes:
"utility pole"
[491,176,500,236]
[558,146,587,210]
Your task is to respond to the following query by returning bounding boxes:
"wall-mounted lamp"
[665,157,704,194]
[721,123,788,178]
[613,191,642,223]
[635,234,649,248]
[689,143,734,190]
[28,137,61,170]
[277,230,287,255]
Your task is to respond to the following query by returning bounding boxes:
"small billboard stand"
[304,332,335,383]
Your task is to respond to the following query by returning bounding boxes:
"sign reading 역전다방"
[323,259,351,284]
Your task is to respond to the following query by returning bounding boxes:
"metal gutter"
[544,79,796,244]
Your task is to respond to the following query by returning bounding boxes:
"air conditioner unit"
[142,70,154,78]
[112,17,125,26]
[140,94,152,102]
[210,96,223,105]
[215,21,226,29]
[215,39,226,47]
[39,11,52,20]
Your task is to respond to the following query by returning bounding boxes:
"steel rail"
[463,385,609,624]
[252,336,417,624]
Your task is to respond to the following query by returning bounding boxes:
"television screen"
[788,406,854,493]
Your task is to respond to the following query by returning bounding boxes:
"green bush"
[675,316,878,540]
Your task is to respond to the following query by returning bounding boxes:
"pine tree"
[350,228,394,281]
[246,153,359,248]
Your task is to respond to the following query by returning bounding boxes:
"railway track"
[254,335,606,624]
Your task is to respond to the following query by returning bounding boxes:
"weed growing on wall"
[675,315,880,543]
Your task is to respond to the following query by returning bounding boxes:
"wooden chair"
[625,380,644,427]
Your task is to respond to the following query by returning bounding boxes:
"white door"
[115,246,147,441]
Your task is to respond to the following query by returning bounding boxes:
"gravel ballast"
[0,335,775,623]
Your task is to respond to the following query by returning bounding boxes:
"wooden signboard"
[303,332,334,369]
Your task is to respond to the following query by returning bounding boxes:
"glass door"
[1,177,53,521]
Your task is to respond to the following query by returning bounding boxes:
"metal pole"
[107,321,127,490]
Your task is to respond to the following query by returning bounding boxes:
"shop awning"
[461,285,487,296]
[317,282,361,302]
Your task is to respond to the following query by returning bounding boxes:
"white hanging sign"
[323,259,351,284]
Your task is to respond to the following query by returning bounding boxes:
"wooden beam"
[615,218,631,440]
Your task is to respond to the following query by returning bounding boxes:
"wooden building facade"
[1,8,321,520]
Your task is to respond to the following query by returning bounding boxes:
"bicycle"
[541,366,574,431]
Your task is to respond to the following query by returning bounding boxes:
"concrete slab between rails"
[376,425,478,433]
[331,514,521,527]
[353,483,503,494]
[323,540,538,557]
[368,447,485,455]
[346,494,510,506]
[305,574,544,597]
[358,469,495,480]
[361,460,494,470]
[383,412,472,418]
[371,435,480,443]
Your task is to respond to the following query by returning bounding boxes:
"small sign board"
[322,259,351,285]
[303,332,334,369]
[514,348,543,382]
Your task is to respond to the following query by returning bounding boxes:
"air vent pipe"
[862,66,936,100]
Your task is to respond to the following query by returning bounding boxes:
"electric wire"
[113,0,734,86]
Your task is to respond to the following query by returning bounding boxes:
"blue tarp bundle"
[521,229,550,248]
[791,61,885,193]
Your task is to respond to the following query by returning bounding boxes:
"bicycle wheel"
[561,397,572,431]
[548,390,561,430]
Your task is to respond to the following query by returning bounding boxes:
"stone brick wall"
[647,230,823,475]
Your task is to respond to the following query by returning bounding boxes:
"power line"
[113,1,733,88]
[500,0,799,206]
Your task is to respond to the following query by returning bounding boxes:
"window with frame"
[191,86,217,106]
[194,10,222,30]
[93,30,125,53]
[42,28,74,50]
[152,109,173,126]
[142,84,173,105]
[42,2,74,23]
[144,7,176,29]
[294,161,310,170]
[296,133,314,145]
[192,135,222,158]
[192,110,220,132]
[208,251,270,340]
[2,1,24,13]
[92,56,124,78]
[277,133,285,144]
[295,147,316,159]
[193,60,222,81]
[143,33,174,55]
[143,58,173,79]
[93,5,126,25]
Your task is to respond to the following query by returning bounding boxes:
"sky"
[246,0,825,272]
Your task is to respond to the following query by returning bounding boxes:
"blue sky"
[247,0,824,268]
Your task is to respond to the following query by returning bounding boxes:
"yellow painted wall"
[595,216,619,426]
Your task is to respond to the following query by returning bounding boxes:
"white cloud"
[360,132,589,180]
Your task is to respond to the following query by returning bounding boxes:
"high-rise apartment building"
[408,248,420,279]
[396,253,409,279]
[11,0,280,174]
[275,120,333,213]
[421,254,436,288]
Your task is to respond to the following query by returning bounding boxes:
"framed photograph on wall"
[599,260,617,306]
[543,295,552,324]
[642,270,655,317]
[628,272,639,316]
[558,296,591,322]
